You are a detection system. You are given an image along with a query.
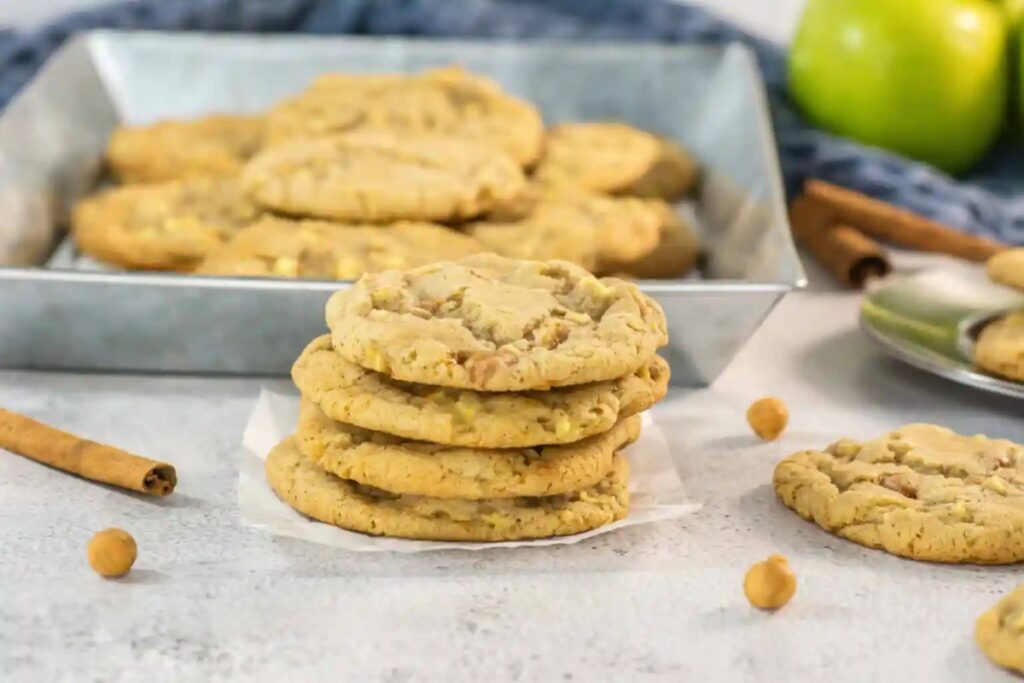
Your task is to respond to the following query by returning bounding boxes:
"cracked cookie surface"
[976,583,1024,674]
[242,129,525,222]
[196,217,483,279]
[975,309,1024,382]
[105,114,264,183]
[266,66,544,167]
[987,249,1024,292]
[326,254,668,391]
[296,399,640,499]
[293,335,667,448]
[533,122,660,193]
[265,436,630,541]
[72,177,262,271]
[773,423,1024,563]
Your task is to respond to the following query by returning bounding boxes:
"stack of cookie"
[72,65,700,281]
[265,253,671,541]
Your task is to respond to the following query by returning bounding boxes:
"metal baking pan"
[0,31,804,384]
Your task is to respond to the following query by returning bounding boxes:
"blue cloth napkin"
[2,0,1021,244]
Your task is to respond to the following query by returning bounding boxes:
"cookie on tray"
[292,335,668,448]
[533,122,661,193]
[599,204,700,279]
[195,216,484,280]
[975,583,1024,675]
[241,129,525,222]
[265,436,630,541]
[975,309,1024,382]
[620,137,699,200]
[986,249,1024,292]
[106,114,264,183]
[72,177,262,271]
[773,423,1024,564]
[296,399,641,499]
[326,254,668,392]
[266,66,544,167]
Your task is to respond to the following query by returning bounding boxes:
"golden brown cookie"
[296,399,641,499]
[976,583,1024,674]
[105,114,264,183]
[242,129,525,222]
[292,335,668,448]
[266,66,544,167]
[265,436,630,541]
[620,137,699,200]
[975,309,1024,382]
[598,204,700,279]
[533,122,660,193]
[196,216,484,279]
[986,249,1024,292]
[72,177,262,271]
[774,423,1024,564]
[326,254,669,391]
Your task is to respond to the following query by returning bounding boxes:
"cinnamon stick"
[0,408,176,495]
[790,196,891,288]
[803,180,1007,262]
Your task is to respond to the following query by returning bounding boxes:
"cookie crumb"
[87,528,137,578]
[743,554,796,610]
[747,397,789,441]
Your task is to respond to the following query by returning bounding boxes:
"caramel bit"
[746,397,788,441]
[879,474,918,499]
[465,348,517,386]
[743,555,797,610]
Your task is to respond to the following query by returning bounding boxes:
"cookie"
[533,122,660,193]
[72,177,262,271]
[266,66,544,167]
[265,436,630,541]
[242,129,526,222]
[599,204,700,279]
[986,249,1024,292]
[105,114,264,183]
[976,583,1024,674]
[975,309,1024,382]
[469,192,662,272]
[326,254,669,391]
[297,399,641,499]
[773,423,1024,564]
[620,137,699,200]
[292,335,668,448]
[196,217,484,279]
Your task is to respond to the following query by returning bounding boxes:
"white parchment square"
[238,389,701,552]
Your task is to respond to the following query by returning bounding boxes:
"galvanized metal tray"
[0,31,804,383]
[860,268,1024,400]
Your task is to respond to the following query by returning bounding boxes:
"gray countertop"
[1,291,1021,682]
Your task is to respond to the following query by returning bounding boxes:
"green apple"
[789,0,1008,174]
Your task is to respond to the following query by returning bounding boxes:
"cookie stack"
[265,253,671,541]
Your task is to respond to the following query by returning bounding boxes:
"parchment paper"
[238,389,702,552]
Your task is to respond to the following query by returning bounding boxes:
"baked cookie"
[242,129,525,222]
[976,583,1024,674]
[774,423,1024,564]
[326,254,669,391]
[297,399,641,499]
[975,309,1024,382]
[469,193,661,272]
[620,137,699,200]
[266,66,544,166]
[72,177,262,271]
[533,122,660,193]
[599,204,700,279]
[986,249,1024,292]
[196,217,484,279]
[105,114,264,183]
[265,436,630,541]
[292,335,668,448]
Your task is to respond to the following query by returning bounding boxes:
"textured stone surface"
[1,293,1022,682]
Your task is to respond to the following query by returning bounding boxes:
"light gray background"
[0,0,807,42]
